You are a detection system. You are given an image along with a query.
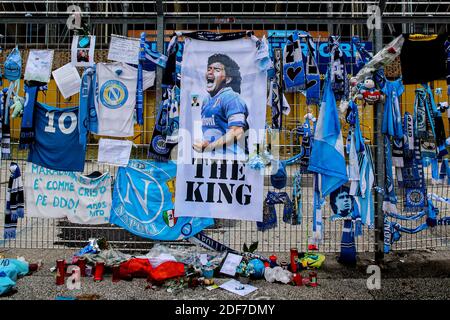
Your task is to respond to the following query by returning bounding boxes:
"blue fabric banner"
[110,160,214,240]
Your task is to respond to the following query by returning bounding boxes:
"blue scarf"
[312,173,324,244]
[147,35,180,161]
[19,85,39,150]
[136,32,146,126]
[78,67,97,148]
[383,135,398,214]
[404,134,427,212]
[338,219,356,265]
[354,144,375,229]
[445,40,450,95]
[305,33,320,105]
[271,48,283,129]
[384,200,438,253]
[328,36,348,101]
[381,78,404,139]
[283,31,306,92]
[294,118,314,173]
[290,170,302,226]
[4,162,24,239]
[352,36,372,75]
[257,191,295,232]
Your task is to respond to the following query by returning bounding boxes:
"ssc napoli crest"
[406,189,425,208]
[109,160,213,240]
[100,80,128,109]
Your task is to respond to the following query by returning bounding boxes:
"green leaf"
[243,243,249,252]
[249,241,259,253]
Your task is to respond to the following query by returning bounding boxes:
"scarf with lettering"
[382,135,398,214]
[271,48,283,129]
[305,33,320,105]
[147,35,180,161]
[404,135,427,212]
[398,113,414,188]
[425,84,447,158]
[4,162,24,239]
[311,173,324,244]
[19,85,38,149]
[446,40,450,94]
[283,31,305,92]
[328,36,348,101]
[383,200,437,253]
[294,118,314,173]
[1,88,11,159]
[78,67,97,148]
[286,171,302,225]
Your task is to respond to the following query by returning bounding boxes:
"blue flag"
[308,78,348,196]
[110,160,214,240]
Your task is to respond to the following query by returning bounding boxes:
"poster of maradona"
[175,33,266,222]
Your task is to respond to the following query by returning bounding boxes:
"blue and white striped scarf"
[4,162,24,239]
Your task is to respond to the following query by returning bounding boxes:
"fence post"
[374,14,385,264]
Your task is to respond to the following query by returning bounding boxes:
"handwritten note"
[108,34,140,65]
[24,163,112,224]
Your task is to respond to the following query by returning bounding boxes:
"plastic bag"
[264,266,292,284]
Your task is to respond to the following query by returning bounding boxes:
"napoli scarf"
[403,112,414,158]
[403,136,427,212]
[338,219,357,265]
[414,88,428,138]
[355,144,375,228]
[4,162,24,239]
[19,85,38,149]
[311,173,324,244]
[328,36,348,101]
[78,67,97,148]
[283,31,305,92]
[295,119,313,173]
[446,40,450,94]
[381,78,404,139]
[382,135,398,214]
[352,36,372,75]
[305,33,320,105]
[383,200,437,253]
[424,84,447,158]
[398,113,415,188]
[290,170,303,226]
[165,86,180,144]
[257,191,290,232]
[1,89,11,159]
[271,48,283,129]
[148,35,179,161]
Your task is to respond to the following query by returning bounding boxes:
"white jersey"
[96,62,154,137]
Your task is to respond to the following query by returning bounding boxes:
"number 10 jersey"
[28,102,86,172]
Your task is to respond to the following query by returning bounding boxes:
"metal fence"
[0,10,449,255]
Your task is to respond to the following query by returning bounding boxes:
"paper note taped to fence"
[108,34,140,65]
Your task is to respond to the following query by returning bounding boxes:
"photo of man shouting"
[192,53,249,158]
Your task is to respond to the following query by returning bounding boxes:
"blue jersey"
[28,102,86,172]
[201,87,248,155]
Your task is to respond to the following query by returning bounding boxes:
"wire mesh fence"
[0,16,448,254]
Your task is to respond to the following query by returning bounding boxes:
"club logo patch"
[100,80,128,109]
